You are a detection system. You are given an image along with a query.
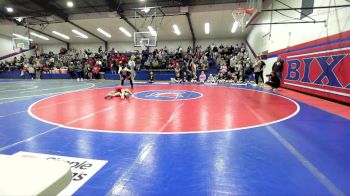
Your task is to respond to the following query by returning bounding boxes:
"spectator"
[148,71,155,83]
[128,57,136,81]
[28,64,35,79]
[253,56,266,85]
[75,61,84,81]
[68,62,75,79]
[272,57,284,79]
[35,60,42,80]
[266,72,280,91]
[199,71,206,83]
[92,64,100,79]
[207,74,216,83]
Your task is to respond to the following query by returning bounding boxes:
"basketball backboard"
[134,32,157,47]
[12,37,30,50]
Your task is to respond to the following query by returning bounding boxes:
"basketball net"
[141,42,147,51]
[232,8,254,32]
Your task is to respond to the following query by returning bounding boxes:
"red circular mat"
[29,85,298,133]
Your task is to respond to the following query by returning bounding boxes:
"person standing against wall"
[272,57,284,80]
[253,56,266,85]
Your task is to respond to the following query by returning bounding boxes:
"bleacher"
[0,43,249,81]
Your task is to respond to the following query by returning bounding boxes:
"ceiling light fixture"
[141,7,151,13]
[231,21,239,33]
[15,17,23,22]
[97,28,111,38]
[205,22,210,34]
[119,27,132,37]
[147,26,157,36]
[30,32,49,40]
[52,31,70,39]
[72,29,88,39]
[67,1,74,7]
[6,7,14,13]
[173,24,181,36]
[12,33,33,41]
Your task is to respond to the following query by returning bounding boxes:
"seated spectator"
[144,59,151,69]
[190,73,197,83]
[68,62,75,79]
[207,74,216,83]
[148,71,155,83]
[92,64,100,79]
[266,72,280,91]
[225,71,237,83]
[110,59,117,74]
[219,62,227,74]
[151,59,159,69]
[216,72,226,84]
[199,71,206,83]
[171,66,182,83]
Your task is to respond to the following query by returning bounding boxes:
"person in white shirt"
[207,74,216,83]
[253,56,266,85]
[128,57,136,81]
[199,71,206,83]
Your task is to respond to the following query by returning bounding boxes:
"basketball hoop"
[232,8,255,31]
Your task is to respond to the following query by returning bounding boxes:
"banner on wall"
[280,39,350,103]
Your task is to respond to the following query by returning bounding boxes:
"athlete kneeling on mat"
[104,86,133,100]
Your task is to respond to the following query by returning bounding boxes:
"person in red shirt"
[92,65,100,79]
[104,86,133,99]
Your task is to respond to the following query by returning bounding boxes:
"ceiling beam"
[275,0,315,22]
[29,0,109,47]
[105,0,140,32]
[262,4,350,11]
[105,0,119,12]
[186,13,196,51]
[0,11,69,45]
[158,8,166,17]
[119,14,140,32]
[30,0,69,22]
[248,21,326,25]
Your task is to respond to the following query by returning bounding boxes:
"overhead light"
[52,31,70,39]
[72,29,88,39]
[141,7,151,13]
[119,27,132,37]
[97,28,111,38]
[173,24,181,36]
[231,21,239,33]
[30,32,49,40]
[67,1,74,7]
[205,22,210,34]
[147,26,157,36]
[6,7,13,13]
[15,17,23,22]
[12,33,33,41]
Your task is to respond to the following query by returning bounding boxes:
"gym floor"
[0,79,349,195]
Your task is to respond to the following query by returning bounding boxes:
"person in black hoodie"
[265,71,280,91]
